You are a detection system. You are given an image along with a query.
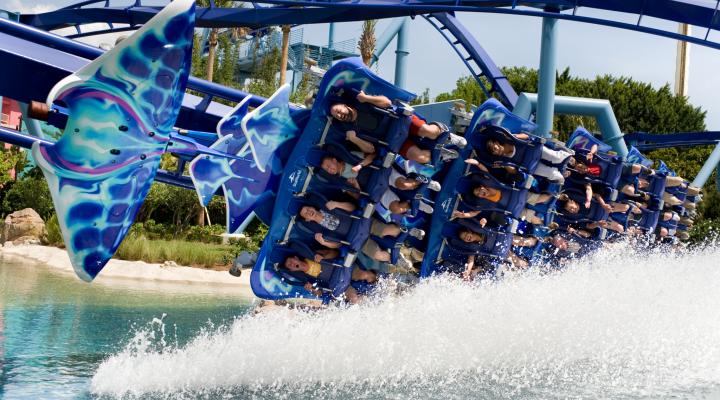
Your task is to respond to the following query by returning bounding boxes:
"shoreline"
[0,243,255,294]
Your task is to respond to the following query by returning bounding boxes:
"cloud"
[2,0,56,14]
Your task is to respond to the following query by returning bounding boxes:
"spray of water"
[91,243,720,399]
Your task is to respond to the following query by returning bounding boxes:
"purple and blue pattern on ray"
[31,0,195,281]
[189,84,300,234]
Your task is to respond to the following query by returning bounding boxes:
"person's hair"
[459,228,485,243]
[283,255,301,269]
[472,185,487,198]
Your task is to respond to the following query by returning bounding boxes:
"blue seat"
[557,188,609,223]
[642,172,668,199]
[657,212,679,235]
[287,192,371,252]
[564,177,617,203]
[456,172,528,219]
[440,219,513,260]
[573,147,623,188]
[468,124,544,173]
[267,242,353,301]
[665,184,688,202]
[567,127,614,153]
[631,208,661,233]
[325,87,411,153]
[305,146,390,202]
[523,196,557,227]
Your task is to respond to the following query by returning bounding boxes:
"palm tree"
[358,20,377,66]
[197,0,237,82]
[279,25,291,84]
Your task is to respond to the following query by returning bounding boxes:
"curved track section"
[22,1,720,52]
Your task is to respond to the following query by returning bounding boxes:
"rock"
[12,236,41,246]
[161,260,179,268]
[3,209,46,244]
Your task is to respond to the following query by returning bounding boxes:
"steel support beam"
[394,17,409,89]
[536,13,559,137]
[370,17,407,66]
[515,92,628,157]
[692,142,720,188]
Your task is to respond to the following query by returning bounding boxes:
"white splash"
[91,243,720,399]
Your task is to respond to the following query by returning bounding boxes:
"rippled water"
[3,244,720,399]
[0,257,255,399]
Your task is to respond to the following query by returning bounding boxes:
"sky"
[3,0,720,131]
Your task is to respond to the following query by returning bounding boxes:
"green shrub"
[1,175,54,219]
[46,213,64,247]
[183,224,225,244]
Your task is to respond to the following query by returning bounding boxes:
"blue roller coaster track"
[2,0,720,193]
[0,0,718,291]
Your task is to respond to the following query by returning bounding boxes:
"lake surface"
[2,244,720,399]
[0,257,255,399]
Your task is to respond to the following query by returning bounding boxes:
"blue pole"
[536,14,559,138]
[18,102,45,139]
[394,18,409,89]
[692,141,720,188]
[370,17,407,66]
[514,93,629,157]
[328,22,335,49]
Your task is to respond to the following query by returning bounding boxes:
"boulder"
[11,236,42,246]
[161,260,179,268]
[3,208,46,244]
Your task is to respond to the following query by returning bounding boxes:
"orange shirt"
[486,189,502,203]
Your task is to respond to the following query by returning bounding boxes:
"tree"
[195,0,238,83]
[358,20,377,66]
[0,167,53,220]
[434,67,706,141]
[410,88,431,105]
[435,67,718,240]
[0,146,26,188]
[279,25,291,85]
[247,45,281,98]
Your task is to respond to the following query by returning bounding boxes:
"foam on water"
[91,243,720,399]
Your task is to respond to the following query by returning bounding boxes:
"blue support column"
[371,17,406,66]
[692,141,720,188]
[18,102,45,139]
[536,14,559,137]
[328,22,335,49]
[514,93,629,157]
[394,18,409,89]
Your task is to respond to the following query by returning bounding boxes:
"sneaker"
[395,252,413,270]
[447,133,467,149]
[427,180,441,192]
[408,228,425,240]
[439,147,459,161]
[418,201,434,214]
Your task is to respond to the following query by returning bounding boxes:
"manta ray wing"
[32,0,195,281]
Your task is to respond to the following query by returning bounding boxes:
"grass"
[115,235,234,268]
[45,213,267,268]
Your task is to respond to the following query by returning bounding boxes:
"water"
[0,257,255,399]
[2,244,720,399]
